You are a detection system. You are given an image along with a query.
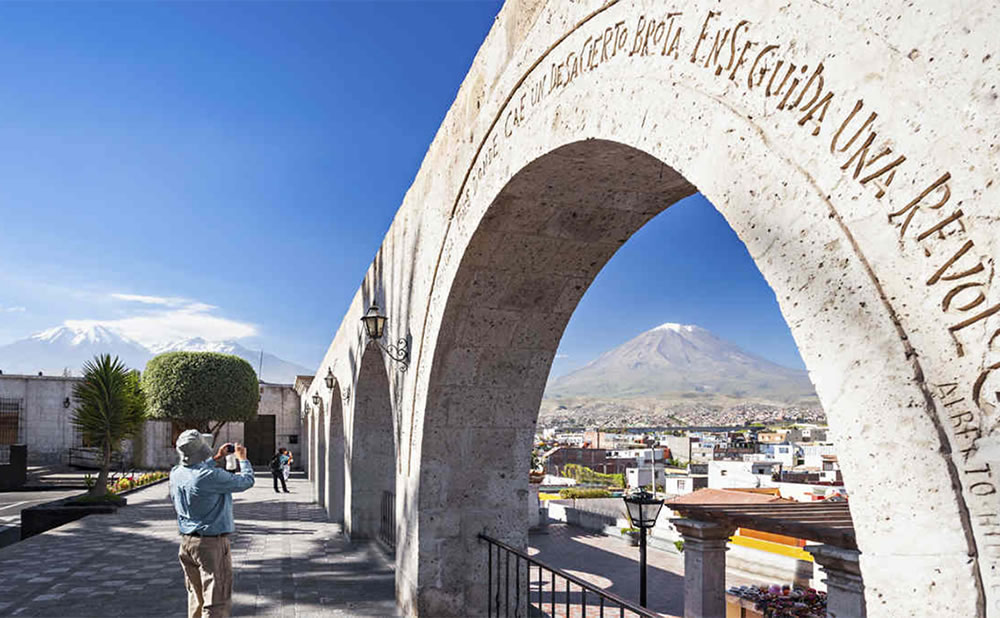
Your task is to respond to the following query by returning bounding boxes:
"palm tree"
[71,355,147,497]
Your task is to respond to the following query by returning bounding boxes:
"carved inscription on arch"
[461,8,999,426]
[448,3,999,606]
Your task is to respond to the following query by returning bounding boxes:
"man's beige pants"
[178,534,233,618]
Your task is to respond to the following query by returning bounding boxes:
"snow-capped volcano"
[32,325,143,347]
[149,337,312,384]
[545,323,816,404]
[0,326,311,383]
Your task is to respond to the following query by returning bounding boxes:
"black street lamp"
[623,487,664,607]
[360,305,409,370]
[324,368,335,390]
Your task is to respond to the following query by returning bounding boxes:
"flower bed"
[727,585,827,617]
[108,471,169,495]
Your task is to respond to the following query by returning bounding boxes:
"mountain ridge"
[0,326,311,384]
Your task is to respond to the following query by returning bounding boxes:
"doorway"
[244,414,275,467]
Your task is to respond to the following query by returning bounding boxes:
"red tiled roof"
[667,488,792,505]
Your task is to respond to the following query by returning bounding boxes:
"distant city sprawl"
[538,398,825,429]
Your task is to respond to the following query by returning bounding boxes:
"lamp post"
[623,487,664,607]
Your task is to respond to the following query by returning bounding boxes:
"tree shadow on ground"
[0,480,397,617]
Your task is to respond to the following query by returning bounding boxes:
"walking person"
[169,430,255,618]
[280,447,293,483]
[270,449,290,493]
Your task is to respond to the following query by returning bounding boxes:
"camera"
[226,444,235,453]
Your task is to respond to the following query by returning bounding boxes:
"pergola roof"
[669,500,856,549]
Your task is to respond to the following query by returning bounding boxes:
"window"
[720,470,728,476]
[678,480,686,490]
[288,434,299,444]
[0,397,23,445]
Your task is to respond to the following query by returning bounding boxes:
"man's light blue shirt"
[170,458,255,536]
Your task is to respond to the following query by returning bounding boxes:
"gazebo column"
[672,518,736,618]
[806,544,866,618]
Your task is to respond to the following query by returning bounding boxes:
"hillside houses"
[535,423,844,501]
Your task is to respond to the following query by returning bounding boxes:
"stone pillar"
[806,544,866,618]
[528,481,541,529]
[672,518,735,618]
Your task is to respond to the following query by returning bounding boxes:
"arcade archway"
[304,2,1000,616]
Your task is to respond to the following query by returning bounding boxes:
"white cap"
[175,429,213,466]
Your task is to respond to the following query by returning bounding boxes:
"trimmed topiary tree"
[142,351,259,443]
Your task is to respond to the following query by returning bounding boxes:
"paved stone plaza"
[0,474,396,617]
[528,524,762,618]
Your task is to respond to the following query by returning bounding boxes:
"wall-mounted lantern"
[63,397,71,409]
[361,305,409,371]
[326,367,351,403]
[312,393,321,407]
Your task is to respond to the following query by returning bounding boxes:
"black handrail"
[480,533,657,617]
[379,490,396,552]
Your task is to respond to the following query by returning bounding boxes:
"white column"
[672,518,735,618]
[806,544,867,618]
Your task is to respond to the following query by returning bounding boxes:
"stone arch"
[346,341,397,544]
[303,2,1000,615]
[408,137,988,615]
[302,402,311,478]
[315,400,327,510]
[307,405,317,498]
[323,382,347,524]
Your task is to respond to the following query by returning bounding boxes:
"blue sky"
[0,1,804,375]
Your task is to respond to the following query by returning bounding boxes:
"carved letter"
[973,362,1000,409]
[951,304,1000,357]
[830,99,876,154]
[888,172,951,238]
[943,282,986,313]
[927,240,986,285]
[790,63,825,111]
[630,16,647,56]
[777,65,808,110]
[690,11,719,64]
[722,20,750,75]
[704,27,731,70]
[972,482,997,496]
[748,44,780,89]
[952,410,976,428]
[798,91,834,137]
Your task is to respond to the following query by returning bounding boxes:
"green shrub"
[70,493,126,506]
[561,463,625,488]
[142,352,259,440]
[558,488,612,499]
[674,539,685,553]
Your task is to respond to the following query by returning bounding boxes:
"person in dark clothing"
[269,450,289,493]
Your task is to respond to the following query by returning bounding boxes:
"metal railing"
[480,534,657,618]
[379,490,395,552]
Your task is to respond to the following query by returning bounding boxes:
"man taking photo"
[170,430,255,618]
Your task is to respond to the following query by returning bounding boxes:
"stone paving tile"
[0,474,397,617]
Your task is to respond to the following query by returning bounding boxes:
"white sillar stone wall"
[0,374,81,464]
[296,1,1000,615]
